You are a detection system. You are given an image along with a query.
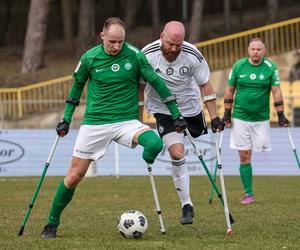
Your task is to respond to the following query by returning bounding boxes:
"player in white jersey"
[140,21,225,225]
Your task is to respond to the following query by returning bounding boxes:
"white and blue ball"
[117,210,148,239]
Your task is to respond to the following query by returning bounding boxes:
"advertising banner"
[0,129,299,176]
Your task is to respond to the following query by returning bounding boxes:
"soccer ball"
[117,210,148,239]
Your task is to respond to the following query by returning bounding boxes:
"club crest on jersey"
[124,62,132,70]
[250,73,256,80]
[166,67,174,75]
[158,125,164,134]
[111,63,120,72]
[179,66,189,75]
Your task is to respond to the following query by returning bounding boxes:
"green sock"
[239,163,253,196]
[47,180,75,225]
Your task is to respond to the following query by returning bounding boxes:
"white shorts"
[73,120,149,160]
[230,118,271,152]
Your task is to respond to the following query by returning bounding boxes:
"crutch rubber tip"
[161,231,166,235]
[17,226,24,236]
[227,228,233,236]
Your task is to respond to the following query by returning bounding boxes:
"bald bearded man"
[140,21,224,225]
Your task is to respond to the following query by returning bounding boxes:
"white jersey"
[141,39,210,117]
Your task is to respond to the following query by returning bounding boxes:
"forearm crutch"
[18,136,60,236]
[214,132,232,235]
[185,129,234,234]
[147,164,166,234]
[208,132,223,204]
[287,127,300,169]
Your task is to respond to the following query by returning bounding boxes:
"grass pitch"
[0,176,299,249]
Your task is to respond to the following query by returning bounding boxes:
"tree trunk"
[76,0,96,57]
[266,0,278,24]
[224,0,231,33]
[61,0,74,54]
[188,0,205,43]
[151,0,160,39]
[124,0,140,30]
[21,0,50,73]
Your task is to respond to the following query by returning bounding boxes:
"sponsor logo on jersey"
[75,149,94,155]
[239,74,247,78]
[96,68,105,72]
[111,63,120,72]
[166,67,173,75]
[124,62,132,70]
[179,66,189,75]
[250,73,256,80]
[259,73,265,80]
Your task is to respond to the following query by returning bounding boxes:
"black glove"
[222,109,232,126]
[277,111,289,127]
[56,119,70,137]
[174,115,187,133]
[211,117,225,133]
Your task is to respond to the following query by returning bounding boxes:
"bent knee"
[169,144,184,160]
[65,170,85,188]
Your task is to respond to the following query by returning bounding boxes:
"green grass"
[0,176,299,250]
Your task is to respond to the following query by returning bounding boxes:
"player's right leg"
[41,125,111,238]
[41,157,92,238]
[230,118,254,204]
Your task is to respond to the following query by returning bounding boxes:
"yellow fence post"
[17,89,23,118]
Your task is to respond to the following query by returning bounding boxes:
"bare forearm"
[223,86,235,110]
[200,81,217,119]
[205,100,217,119]
[272,86,284,112]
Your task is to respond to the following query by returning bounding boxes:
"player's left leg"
[115,120,163,164]
[167,137,194,225]
[239,150,254,204]
[154,113,197,225]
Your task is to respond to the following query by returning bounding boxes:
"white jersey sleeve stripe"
[182,47,204,63]
[143,46,160,55]
[142,43,160,54]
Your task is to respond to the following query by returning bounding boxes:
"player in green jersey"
[40,17,187,238]
[223,38,289,205]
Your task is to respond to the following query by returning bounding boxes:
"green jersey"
[64,42,179,124]
[228,57,280,122]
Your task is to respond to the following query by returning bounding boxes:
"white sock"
[171,158,193,208]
